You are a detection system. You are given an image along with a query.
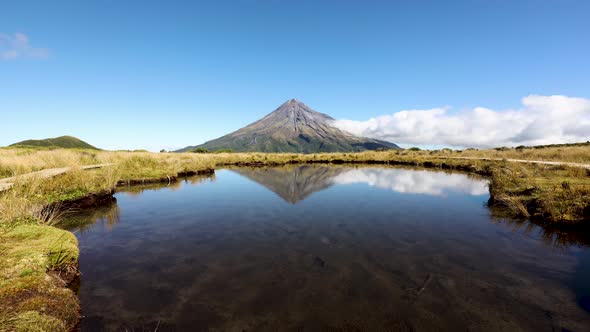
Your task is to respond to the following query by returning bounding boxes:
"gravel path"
[449,157,590,169]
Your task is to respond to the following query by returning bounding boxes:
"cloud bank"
[332,95,590,148]
[0,32,49,60]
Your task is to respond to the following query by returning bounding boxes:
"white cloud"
[332,95,590,148]
[331,168,489,196]
[0,32,49,60]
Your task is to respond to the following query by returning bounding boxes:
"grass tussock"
[488,163,590,223]
[0,225,80,332]
[455,143,590,164]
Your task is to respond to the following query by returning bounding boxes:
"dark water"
[64,166,590,331]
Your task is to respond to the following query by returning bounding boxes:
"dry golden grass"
[453,144,590,163]
[1,144,588,177]
[0,149,101,177]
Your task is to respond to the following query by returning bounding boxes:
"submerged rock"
[313,256,326,268]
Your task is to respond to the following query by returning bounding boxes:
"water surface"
[65,166,590,331]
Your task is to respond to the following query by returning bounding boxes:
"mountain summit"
[178,99,399,153]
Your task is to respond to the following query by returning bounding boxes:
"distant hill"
[9,136,99,150]
[177,99,399,153]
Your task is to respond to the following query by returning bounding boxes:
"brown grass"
[457,144,590,163]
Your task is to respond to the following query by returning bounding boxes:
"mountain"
[177,99,399,153]
[9,136,99,150]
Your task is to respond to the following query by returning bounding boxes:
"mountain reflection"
[232,165,345,203]
[233,166,590,249]
[232,165,489,204]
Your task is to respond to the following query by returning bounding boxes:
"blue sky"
[1,0,589,150]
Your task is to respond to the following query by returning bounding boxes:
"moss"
[18,269,34,278]
[0,225,80,332]
[45,189,88,203]
[11,311,65,332]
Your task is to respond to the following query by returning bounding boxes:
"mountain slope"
[9,136,99,150]
[178,99,399,153]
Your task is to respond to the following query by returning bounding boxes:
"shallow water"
[64,166,590,331]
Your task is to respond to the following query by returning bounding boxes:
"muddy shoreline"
[115,168,215,186]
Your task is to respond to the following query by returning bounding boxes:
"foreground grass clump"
[0,167,118,226]
[0,225,80,332]
[114,153,215,180]
[489,163,590,223]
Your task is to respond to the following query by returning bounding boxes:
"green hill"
[9,136,99,150]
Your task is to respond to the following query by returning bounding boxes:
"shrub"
[191,148,209,153]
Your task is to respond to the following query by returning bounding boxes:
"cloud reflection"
[331,168,489,196]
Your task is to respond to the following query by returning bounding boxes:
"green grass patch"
[0,225,80,332]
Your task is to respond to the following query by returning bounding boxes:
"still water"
[64,166,590,331]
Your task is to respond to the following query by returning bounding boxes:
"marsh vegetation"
[0,145,589,331]
[1,144,588,224]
